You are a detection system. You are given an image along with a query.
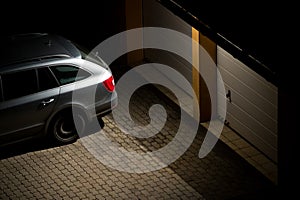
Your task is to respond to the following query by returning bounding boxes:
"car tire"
[50,111,86,144]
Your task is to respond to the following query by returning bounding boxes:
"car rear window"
[50,65,90,85]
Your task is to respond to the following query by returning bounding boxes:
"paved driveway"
[0,77,277,199]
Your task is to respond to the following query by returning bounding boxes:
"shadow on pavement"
[0,136,61,160]
[0,124,103,161]
[169,126,279,199]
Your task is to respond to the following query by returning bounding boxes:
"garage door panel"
[143,0,193,85]
[143,0,191,35]
[218,47,278,105]
[217,46,278,163]
[145,49,192,84]
[224,83,277,133]
[227,101,277,148]
[219,66,277,120]
[226,113,278,162]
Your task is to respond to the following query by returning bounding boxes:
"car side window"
[50,65,91,85]
[1,69,38,101]
[38,67,59,91]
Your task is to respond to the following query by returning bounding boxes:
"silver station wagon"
[0,33,117,146]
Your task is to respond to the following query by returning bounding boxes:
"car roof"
[0,33,82,67]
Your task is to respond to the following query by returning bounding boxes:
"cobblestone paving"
[0,70,276,199]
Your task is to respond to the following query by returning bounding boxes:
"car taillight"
[103,76,115,92]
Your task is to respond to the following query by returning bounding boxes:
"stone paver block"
[0,83,276,199]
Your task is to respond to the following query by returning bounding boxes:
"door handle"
[41,98,55,106]
[226,90,232,103]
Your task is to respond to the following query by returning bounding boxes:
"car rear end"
[68,58,117,123]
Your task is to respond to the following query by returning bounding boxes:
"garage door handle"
[41,98,55,106]
[226,90,232,103]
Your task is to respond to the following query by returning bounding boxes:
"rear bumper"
[94,91,118,118]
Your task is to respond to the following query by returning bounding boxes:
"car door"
[0,67,60,145]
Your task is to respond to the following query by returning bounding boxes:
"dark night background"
[1,0,297,196]
[2,0,292,74]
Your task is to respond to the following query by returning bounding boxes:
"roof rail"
[0,54,70,68]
